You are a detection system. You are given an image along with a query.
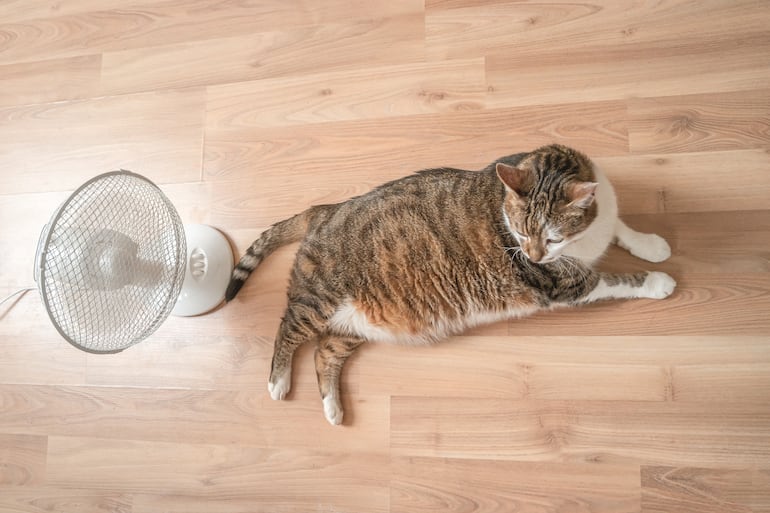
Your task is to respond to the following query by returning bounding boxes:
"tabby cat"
[226,144,675,425]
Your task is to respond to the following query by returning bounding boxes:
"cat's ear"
[567,181,598,209]
[496,163,532,198]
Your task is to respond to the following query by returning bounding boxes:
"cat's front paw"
[631,233,671,263]
[642,272,676,299]
[323,396,344,426]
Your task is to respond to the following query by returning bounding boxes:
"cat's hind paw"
[323,396,344,426]
[268,373,291,400]
[642,272,676,299]
[629,233,672,263]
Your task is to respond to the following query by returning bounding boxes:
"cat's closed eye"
[546,238,564,245]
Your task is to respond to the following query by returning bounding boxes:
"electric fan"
[34,171,232,353]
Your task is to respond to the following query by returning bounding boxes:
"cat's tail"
[225,204,336,302]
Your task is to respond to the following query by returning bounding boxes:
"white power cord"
[0,287,35,307]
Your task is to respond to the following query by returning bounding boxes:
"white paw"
[268,372,291,400]
[323,395,344,426]
[642,272,676,299]
[630,233,671,263]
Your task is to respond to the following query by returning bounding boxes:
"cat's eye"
[546,238,563,245]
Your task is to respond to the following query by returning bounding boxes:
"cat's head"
[496,145,598,264]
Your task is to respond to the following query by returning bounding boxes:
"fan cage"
[38,171,186,353]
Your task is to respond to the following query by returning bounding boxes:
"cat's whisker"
[502,245,524,264]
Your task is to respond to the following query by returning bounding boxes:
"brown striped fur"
[227,144,675,425]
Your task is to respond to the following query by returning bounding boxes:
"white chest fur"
[562,166,618,266]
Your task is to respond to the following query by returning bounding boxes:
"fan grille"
[39,171,186,353]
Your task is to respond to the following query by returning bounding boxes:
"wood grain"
[596,149,770,214]
[1,0,769,511]
[486,39,770,108]
[427,0,770,61]
[629,89,770,154]
[204,99,628,180]
[0,384,389,449]
[392,457,640,513]
[642,466,770,513]
[203,100,628,230]
[100,15,426,95]
[0,0,423,66]
[0,434,47,486]
[205,58,487,129]
[0,55,101,108]
[46,437,391,511]
[0,89,204,195]
[391,399,770,467]
[612,210,770,274]
[0,489,131,513]
[670,365,770,403]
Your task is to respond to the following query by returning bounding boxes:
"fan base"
[172,224,233,317]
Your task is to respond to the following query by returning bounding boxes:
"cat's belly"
[329,300,538,344]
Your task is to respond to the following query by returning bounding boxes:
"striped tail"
[225,204,334,302]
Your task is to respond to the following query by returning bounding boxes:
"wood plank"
[354,339,528,399]
[100,15,426,95]
[203,145,770,227]
[205,145,768,227]
[0,55,101,108]
[485,36,770,108]
[205,58,486,129]
[671,365,770,403]
[133,493,374,513]
[203,100,628,227]
[443,335,770,366]
[391,399,770,467]
[0,298,88,386]
[205,98,628,176]
[0,0,423,65]
[597,149,770,215]
[0,433,47,486]
[392,456,640,513]
[526,364,668,401]
[610,210,770,274]
[0,0,122,24]
[628,89,770,154]
[427,0,770,61]
[0,384,389,449]
[353,340,667,400]
[46,437,390,511]
[0,89,205,194]
[641,466,770,513]
[0,489,131,513]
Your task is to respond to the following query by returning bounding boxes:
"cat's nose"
[527,246,546,263]
[527,251,543,263]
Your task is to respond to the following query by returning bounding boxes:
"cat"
[226,144,675,425]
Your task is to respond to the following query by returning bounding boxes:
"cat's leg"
[314,335,364,426]
[613,219,671,263]
[268,299,328,401]
[578,270,676,304]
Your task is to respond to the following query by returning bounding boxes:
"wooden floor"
[1,1,769,511]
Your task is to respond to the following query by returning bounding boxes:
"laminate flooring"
[1,1,769,511]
